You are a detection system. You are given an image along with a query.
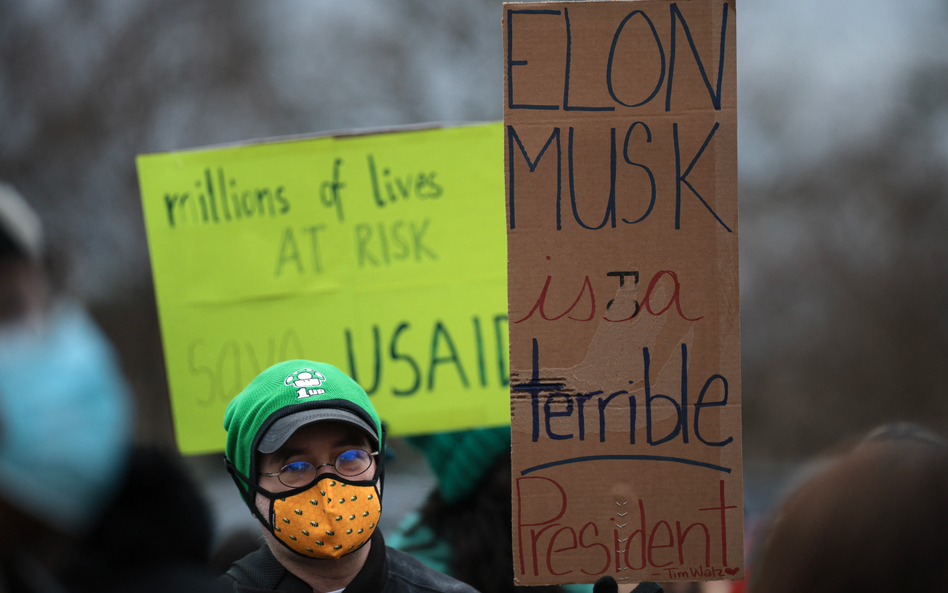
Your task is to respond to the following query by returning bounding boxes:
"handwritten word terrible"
[513,340,732,448]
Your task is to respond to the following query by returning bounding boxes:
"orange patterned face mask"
[270,476,381,559]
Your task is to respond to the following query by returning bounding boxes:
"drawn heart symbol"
[724,567,740,576]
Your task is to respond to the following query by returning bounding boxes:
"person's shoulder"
[213,544,289,592]
[384,546,480,593]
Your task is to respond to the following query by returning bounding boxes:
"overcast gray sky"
[737,0,948,179]
[4,0,948,303]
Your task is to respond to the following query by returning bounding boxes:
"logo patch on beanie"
[285,369,327,399]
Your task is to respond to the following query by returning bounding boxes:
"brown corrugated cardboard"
[504,1,742,585]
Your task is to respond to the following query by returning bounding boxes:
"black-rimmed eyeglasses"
[259,449,378,487]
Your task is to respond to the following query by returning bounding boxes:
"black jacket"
[215,531,479,593]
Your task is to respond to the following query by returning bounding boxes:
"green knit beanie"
[223,360,382,495]
[406,426,511,504]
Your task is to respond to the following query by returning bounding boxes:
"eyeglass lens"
[282,461,314,486]
[277,450,373,487]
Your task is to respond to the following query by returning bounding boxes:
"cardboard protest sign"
[137,123,509,454]
[504,1,742,585]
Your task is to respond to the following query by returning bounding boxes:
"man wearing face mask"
[217,359,479,593]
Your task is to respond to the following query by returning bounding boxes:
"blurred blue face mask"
[0,303,133,535]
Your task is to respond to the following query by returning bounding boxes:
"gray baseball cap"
[257,408,379,454]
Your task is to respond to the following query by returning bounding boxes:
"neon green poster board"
[137,123,508,454]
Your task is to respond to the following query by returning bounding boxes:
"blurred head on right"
[749,424,948,593]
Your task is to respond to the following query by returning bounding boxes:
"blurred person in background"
[0,182,215,591]
[389,427,662,593]
[747,423,948,593]
[0,183,47,325]
[210,528,265,576]
[0,181,133,589]
[66,444,218,592]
